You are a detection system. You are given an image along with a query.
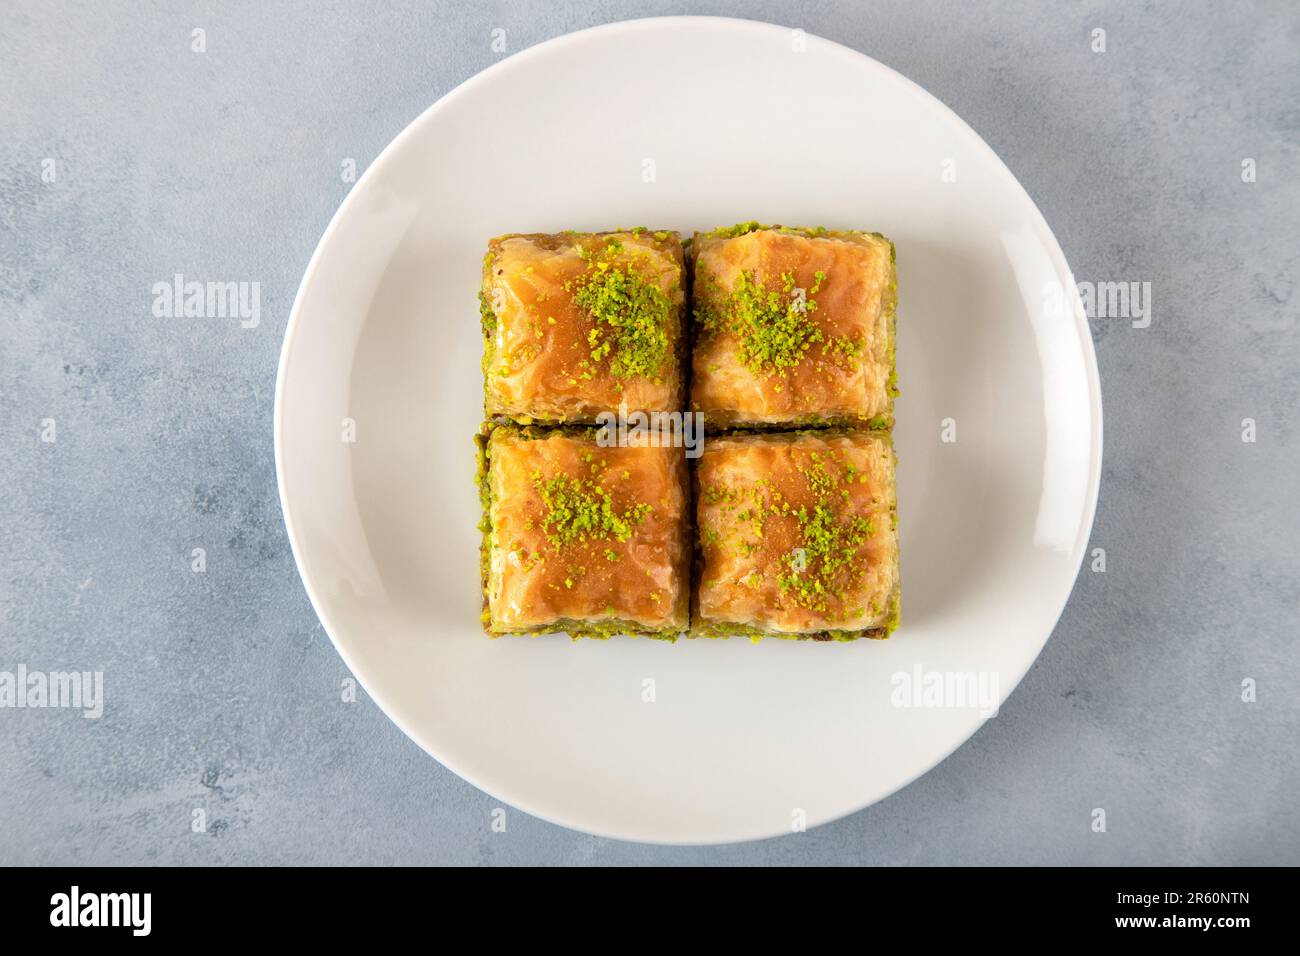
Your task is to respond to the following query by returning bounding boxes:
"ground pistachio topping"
[777,503,874,614]
[531,468,652,552]
[703,449,875,620]
[821,334,863,364]
[704,268,829,377]
[478,289,497,334]
[775,452,873,615]
[706,220,767,239]
[571,237,672,381]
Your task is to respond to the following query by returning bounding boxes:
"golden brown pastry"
[693,430,899,640]
[690,224,896,428]
[481,230,686,424]
[478,425,690,638]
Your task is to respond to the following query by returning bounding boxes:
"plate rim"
[273,14,1104,845]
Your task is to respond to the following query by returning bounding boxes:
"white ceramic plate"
[275,16,1101,844]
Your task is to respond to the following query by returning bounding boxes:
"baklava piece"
[690,223,896,429]
[480,230,686,424]
[477,425,690,639]
[693,430,899,640]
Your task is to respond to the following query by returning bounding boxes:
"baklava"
[693,430,899,640]
[477,424,690,639]
[689,223,896,428]
[480,229,686,424]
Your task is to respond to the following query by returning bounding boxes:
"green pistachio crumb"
[571,245,671,380]
[822,335,863,364]
[478,289,497,334]
[533,473,653,551]
[723,269,825,376]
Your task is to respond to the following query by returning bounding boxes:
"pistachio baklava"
[477,424,690,639]
[689,223,897,429]
[693,429,899,640]
[480,229,686,424]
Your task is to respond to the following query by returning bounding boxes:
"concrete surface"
[1,0,1297,864]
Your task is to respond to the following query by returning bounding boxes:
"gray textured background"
[2,0,1297,865]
